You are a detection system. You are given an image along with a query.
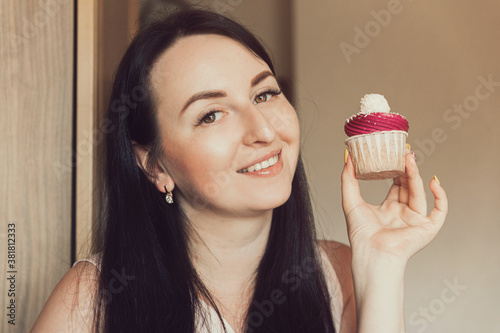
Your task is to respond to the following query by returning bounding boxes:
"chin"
[249,183,293,211]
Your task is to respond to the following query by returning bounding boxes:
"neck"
[183,206,273,299]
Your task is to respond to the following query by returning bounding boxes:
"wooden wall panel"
[0,0,74,331]
[75,0,97,260]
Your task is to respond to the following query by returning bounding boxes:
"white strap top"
[73,246,343,332]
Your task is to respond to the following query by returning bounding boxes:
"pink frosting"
[344,112,409,137]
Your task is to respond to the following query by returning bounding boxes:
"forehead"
[150,34,270,112]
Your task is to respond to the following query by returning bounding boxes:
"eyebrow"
[180,70,275,113]
[251,70,274,87]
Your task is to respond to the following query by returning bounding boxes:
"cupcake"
[344,94,409,180]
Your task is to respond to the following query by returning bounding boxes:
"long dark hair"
[91,9,336,333]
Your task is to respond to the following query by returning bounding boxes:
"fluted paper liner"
[345,131,407,180]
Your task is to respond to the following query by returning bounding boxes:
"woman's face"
[149,34,300,217]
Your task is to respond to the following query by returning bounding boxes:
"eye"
[254,89,282,104]
[196,110,224,126]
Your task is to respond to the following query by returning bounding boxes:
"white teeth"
[238,154,279,173]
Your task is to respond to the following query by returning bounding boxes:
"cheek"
[165,134,237,195]
[272,103,300,144]
[272,104,300,172]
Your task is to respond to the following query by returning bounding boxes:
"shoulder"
[317,239,352,286]
[317,239,353,289]
[317,240,357,332]
[317,240,352,266]
[30,260,100,333]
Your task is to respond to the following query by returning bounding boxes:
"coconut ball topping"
[360,93,391,114]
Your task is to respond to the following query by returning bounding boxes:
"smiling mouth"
[237,153,280,173]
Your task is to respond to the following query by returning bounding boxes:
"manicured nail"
[433,174,440,185]
[344,148,349,164]
[406,143,411,151]
[412,151,417,162]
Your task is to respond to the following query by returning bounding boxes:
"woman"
[31,9,447,333]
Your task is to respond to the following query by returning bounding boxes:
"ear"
[131,142,175,193]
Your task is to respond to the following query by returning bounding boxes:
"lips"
[237,148,282,172]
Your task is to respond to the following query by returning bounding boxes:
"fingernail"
[344,148,349,164]
[406,143,411,151]
[433,174,440,185]
[412,151,417,162]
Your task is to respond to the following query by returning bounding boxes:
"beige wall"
[293,0,500,332]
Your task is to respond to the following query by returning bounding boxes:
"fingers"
[341,149,364,215]
[405,151,427,215]
[396,145,412,205]
[428,176,448,229]
[384,179,400,202]
[397,172,410,204]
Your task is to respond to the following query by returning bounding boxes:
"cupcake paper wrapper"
[345,131,407,180]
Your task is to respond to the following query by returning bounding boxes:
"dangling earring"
[164,185,174,204]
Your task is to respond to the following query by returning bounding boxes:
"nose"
[241,104,276,145]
